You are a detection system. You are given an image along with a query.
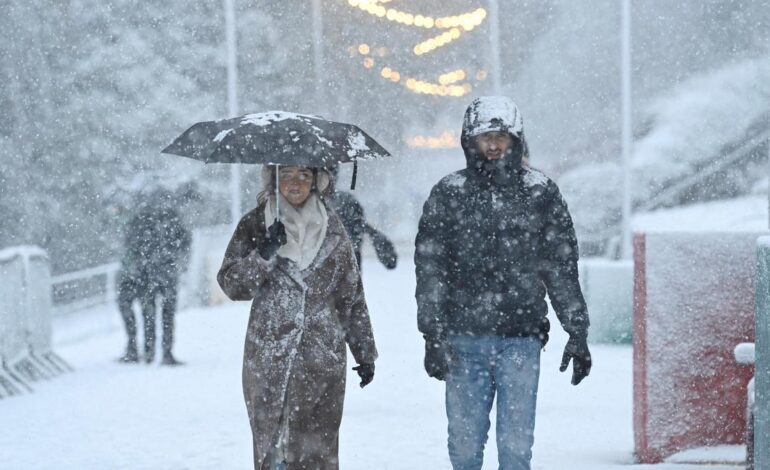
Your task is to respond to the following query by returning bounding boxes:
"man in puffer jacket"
[415,96,591,470]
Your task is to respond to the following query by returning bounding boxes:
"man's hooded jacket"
[415,96,589,344]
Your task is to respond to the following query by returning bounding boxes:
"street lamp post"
[224,0,241,226]
[311,0,325,113]
[620,0,633,259]
[488,0,502,95]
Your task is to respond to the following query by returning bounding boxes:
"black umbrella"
[162,111,391,220]
[162,111,390,186]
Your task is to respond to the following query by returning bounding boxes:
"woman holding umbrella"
[164,111,388,469]
[217,163,377,470]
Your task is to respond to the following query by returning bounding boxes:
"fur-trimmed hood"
[257,165,333,206]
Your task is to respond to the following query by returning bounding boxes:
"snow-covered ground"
[0,257,743,469]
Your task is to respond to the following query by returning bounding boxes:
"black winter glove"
[369,228,398,270]
[559,334,592,385]
[259,219,287,260]
[424,336,450,381]
[352,363,375,388]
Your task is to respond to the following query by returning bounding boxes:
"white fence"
[0,226,232,399]
[47,224,232,316]
[0,246,71,398]
[50,262,120,316]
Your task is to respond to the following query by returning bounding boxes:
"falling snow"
[1,1,768,468]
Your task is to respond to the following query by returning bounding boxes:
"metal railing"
[50,262,120,316]
[636,127,770,213]
[46,224,234,315]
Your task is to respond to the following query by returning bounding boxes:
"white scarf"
[264,193,328,271]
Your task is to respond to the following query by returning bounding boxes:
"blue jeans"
[446,336,541,470]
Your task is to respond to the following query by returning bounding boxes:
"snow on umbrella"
[161,110,390,170]
[162,111,391,219]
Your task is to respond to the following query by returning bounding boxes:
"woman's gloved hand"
[259,219,287,260]
[352,363,375,388]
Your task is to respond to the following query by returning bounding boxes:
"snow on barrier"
[0,246,71,398]
[579,258,633,343]
[733,342,756,468]
[0,248,31,396]
[755,236,770,469]
[633,232,761,463]
[24,252,72,376]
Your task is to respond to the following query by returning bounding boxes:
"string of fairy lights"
[352,44,488,97]
[406,130,458,149]
[347,0,486,34]
[344,0,489,100]
[346,2,486,56]
[343,0,491,148]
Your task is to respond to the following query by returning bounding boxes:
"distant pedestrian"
[327,174,397,271]
[415,96,592,470]
[117,187,192,365]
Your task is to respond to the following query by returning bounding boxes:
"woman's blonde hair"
[257,165,334,205]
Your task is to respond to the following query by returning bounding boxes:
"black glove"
[352,363,375,388]
[424,336,450,381]
[559,334,592,385]
[259,219,287,260]
[368,227,398,270]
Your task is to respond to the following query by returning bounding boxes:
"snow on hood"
[462,96,524,138]
[460,96,528,178]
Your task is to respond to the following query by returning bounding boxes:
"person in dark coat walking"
[117,188,192,365]
[218,165,377,470]
[326,168,397,272]
[415,96,592,470]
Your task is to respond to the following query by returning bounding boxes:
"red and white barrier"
[633,232,760,462]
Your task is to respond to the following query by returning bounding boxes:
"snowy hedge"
[559,56,770,253]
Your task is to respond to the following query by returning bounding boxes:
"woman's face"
[278,166,314,207]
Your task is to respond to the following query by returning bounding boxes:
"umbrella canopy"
[161,111,391,167]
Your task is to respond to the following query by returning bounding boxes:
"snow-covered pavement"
[0,258,741,469]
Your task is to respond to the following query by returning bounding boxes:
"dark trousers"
[117,272,178,360]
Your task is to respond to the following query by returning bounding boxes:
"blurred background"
[1,0,769,273]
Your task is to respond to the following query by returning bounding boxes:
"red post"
[633,232,757,463]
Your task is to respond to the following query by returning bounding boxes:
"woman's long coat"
[217,202,378,470]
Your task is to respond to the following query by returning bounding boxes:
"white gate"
[0,246,70,398]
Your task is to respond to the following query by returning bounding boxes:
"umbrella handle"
[275,164,281,221]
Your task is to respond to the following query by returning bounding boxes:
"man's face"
[476,131,513,161]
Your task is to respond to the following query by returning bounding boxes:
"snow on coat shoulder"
[521,167,550,188]
[442,171,467,189]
